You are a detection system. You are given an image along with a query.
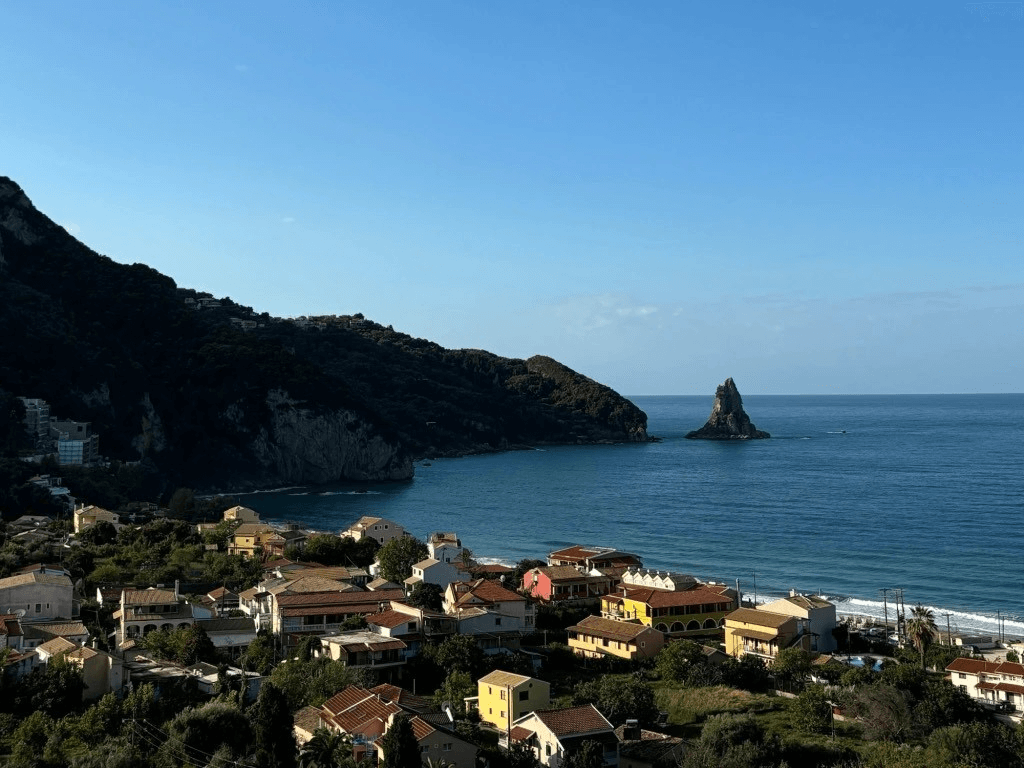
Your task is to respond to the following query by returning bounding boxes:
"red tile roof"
[366,610,413,629]
[509,726,535,742]
[533,704,614,738]
[946,657,997,675]
[995,682,1024,695]
[410,716,436,740]
[323,686,375,715]
[449,579,524,607]
[621,584,733,608]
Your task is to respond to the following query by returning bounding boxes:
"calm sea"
[237,394,1024,639]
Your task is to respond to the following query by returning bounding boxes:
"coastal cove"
[240,394,1024,639]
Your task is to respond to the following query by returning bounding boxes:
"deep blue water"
[237,394,1024,638]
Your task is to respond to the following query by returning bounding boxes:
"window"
[500,690,506,700]
[35,604,41,613]
[519,690,529,702]
[443,743,452,752]
[495,617,502,626]
[958,673,966,679]
[546,744,552,756]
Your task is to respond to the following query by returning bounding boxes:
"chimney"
[624,719,641,740]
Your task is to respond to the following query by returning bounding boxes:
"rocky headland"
[0,177,651,494]
[685,378,770,440]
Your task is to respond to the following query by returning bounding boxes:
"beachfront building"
[507,704,618,768]
[723,607,811,661]
[524,566,613,603]
[566,615,665,661]
[762,593,838,653]
[946,657,1024,720]
[473,670,551,731]
[600,575,737,640]
[548,545,642,571]
[427,531,465,563]
[342,516,406,546]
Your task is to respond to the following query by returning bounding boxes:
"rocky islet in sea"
[685,377,770,440]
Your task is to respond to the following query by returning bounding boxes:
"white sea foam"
[834,596,1024,638]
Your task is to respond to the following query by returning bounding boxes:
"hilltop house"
[318,630,407,678]
[228,523,284,559]
[507,704,618,768]
[567,615,665,661]
[273,588,406,651]
[406,557,465,592]
[73,504,120,534]
[444,579,535,653]
[115,587,196,645]
[472,670,551,732]
[316,685,476,766]
[0,567,75,622]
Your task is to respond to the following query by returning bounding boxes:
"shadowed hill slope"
[0,177,650,493]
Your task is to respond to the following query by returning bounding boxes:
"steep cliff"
[0,177,649,492]
[686,378,770,440]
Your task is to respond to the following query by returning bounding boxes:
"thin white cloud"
[553,294,660,334]
[281,216,295,224]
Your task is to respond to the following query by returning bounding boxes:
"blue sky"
[3,2,1022,394]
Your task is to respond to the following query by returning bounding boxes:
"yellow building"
[601,582,736,638]
[73,504,120,534]
[567,615,665,660]
[227,523,281,559]
[723,607,810,660]
[475,670,550,732]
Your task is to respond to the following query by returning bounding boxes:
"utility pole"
[943,613,953,646]
[752,573,757,607]
[880,588,890,638]
[895,588,905,642]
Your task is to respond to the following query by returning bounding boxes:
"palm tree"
[299,727,355,768]
[905,605,937,670]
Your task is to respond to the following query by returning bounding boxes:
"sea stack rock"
[686,378,770,440]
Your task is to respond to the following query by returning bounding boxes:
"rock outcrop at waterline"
[686,378,770,440]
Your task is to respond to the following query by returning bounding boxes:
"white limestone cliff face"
[249,390,413,483]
